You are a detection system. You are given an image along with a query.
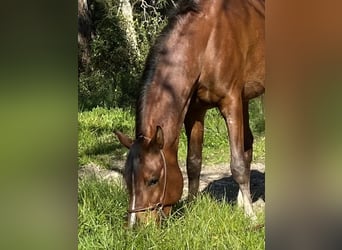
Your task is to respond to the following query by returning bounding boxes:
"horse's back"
[197,0,265,104]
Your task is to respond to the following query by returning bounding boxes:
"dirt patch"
[79,162,265,211]
[180,163,265,211]
[78,163,122,181]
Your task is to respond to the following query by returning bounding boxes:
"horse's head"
[115,126,181,228]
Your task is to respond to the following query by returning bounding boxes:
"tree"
[78,0,94,74]
[78,0,172,110]
[119,0,140,58]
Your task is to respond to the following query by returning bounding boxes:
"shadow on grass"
[169,200,187,221]
[168,170,264,222]
[202,170,265,203]
[85,140,124,156]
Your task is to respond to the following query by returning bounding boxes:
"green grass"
[78,107,135,167]
[78,98,265,168]
[178,106,265,165]
[78,100,265,249]
[78,178,265,249]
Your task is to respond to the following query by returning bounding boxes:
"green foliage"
[78,178,265,249]
[79,0,170,110]
[79,0,136,109]
[133,0,169,48]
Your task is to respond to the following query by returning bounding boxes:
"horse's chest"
[196,84,226,104]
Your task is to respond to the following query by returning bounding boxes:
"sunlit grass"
[78,101,265,249]
[78,178,265,249]
[78,107,135,167]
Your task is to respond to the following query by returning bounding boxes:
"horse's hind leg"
[184,104,206,201]
[219,94,256,220]
[237,101,254,209]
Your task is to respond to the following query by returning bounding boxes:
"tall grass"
[78,178,265,249]
[78,97,265,168]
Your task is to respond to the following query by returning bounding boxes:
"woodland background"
[78,0,176,110]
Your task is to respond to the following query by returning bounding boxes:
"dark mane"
[135,0,202,137]
[171,0,201,17]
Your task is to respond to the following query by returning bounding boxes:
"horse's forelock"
[125,143,140,178]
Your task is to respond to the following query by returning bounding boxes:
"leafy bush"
[79,0,170,110]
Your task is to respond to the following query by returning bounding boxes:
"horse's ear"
[151,126,164,149]
[114,131,133,149]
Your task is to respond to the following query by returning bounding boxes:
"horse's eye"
[147,178,159,186]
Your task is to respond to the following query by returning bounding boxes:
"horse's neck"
[137,44,203,147]
[137,74,194,150]
[136,7,213,149]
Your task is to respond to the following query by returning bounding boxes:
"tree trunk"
[119,0,140,58]
[78,0,93,73]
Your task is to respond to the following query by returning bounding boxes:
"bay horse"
[115,0,265,227]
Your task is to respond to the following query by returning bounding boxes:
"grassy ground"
[78,100,265,249]
[78,178,265,250]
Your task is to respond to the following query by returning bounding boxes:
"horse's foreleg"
[219,94,256,220]
[184,106,206,201]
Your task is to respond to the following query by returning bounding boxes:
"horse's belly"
[243,81,265,100]
[196,80,264,104]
